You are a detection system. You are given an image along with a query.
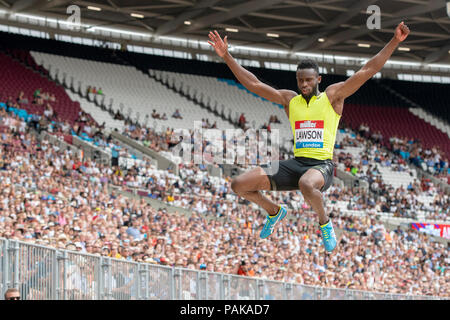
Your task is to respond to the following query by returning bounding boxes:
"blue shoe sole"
[259,208,287,239]
[324,243,337,252]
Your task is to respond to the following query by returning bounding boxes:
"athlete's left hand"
[394,21,410,42]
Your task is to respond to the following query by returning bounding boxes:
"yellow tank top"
[289,92,341,160]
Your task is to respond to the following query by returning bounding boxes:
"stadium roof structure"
[0,0,449,75]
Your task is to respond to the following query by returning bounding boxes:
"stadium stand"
[342,104,450,161]
[382,78,450,124]
[152,70,292,147]
[0,102,448,297]
[66,90,126,133]
[30,51,235,132]
[0,51,81,124]
[0,31,448,299]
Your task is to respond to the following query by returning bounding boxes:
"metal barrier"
[0,239,444,300]
[229,274,258,300]
[0,239,6,297]
[64,251,101,300]
[16,242,57,300]
[110,258,139,300]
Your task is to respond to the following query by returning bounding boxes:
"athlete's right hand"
[208,30,228,58]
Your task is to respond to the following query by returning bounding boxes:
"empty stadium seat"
[31,51,235,133]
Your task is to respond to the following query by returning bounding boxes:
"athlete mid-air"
[208,22,410,252]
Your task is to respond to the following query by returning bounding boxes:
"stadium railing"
[0,238,443,300]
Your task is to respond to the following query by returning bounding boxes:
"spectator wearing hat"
[74,242,84,252]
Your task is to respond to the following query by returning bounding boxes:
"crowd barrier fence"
[0,239,443,300]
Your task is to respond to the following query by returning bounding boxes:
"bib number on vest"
[295,120,324,149]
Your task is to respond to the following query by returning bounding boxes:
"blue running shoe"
[319,219,337,252]
[260,206,287,239]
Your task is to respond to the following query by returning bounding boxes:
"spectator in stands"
[161,113,168,121]
[78,111,88,124]
[238,113,247,130]
[41,92,49,101]
[151,109,160,119]
[4,288,20,300]
[28,113,40,131]
[114,110,124,120]
[6,96,14,110]
[38,115,49,134]
[172,109,182,119]
[377,128,448,179]
[260,122,271,133]
[98,121,106,131]
[44,104,54,118]
[358,123,370,138]
[33,88,44,105]
[371,131,383,144]
[111,145,120,167]
[269,115,280,124]
[109,246,122,259]
[237,261,248,276]
[33,88,41,99]
[83,121,93,136]
[17,91,29,105]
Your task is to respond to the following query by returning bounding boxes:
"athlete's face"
[296,69,321,100]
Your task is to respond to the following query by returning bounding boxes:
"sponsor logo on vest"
[299,120,317,128]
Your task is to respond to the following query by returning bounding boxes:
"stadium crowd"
[119,118,448,221]
[0,105,448,298]
[333,128,448,220]
[390,136,449,183]
[358,123,449,183]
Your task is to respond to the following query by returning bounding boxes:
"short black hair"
[297,59,319,74]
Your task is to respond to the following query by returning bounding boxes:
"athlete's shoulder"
[279,89,297,97]
[318,91,331,102]
[277,90,298,110]
[324,82,344,102]
[286,92,300,103]
[324,85,344,116]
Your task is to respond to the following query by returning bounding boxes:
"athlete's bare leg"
[231,167,280,215]
[298,168,328,225]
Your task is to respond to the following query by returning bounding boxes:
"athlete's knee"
[231,167,269,194]
[231,178,242,194]
[298,179,315,196]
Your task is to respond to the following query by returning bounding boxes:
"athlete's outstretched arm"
[326,22,410,113]
[208,30,296,110]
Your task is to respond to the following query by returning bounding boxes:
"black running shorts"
[262,157,335,192]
